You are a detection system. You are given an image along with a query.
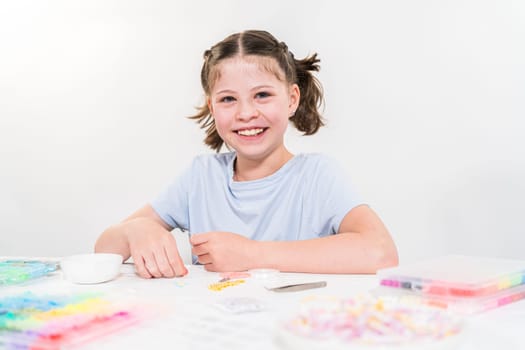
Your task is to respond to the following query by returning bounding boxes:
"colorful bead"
[208,279,245,291]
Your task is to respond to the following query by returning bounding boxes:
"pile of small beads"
[284,294,462,345]
[208,279,245,291]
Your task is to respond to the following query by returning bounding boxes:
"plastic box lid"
[0,259,58,286]
[373,283,525,314]
[377,255,525,298]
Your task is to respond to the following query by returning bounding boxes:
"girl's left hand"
[190,231,258,272]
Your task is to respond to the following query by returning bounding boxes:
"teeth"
[237,128,264,136]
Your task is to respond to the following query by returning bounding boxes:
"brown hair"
[189,30,324,152]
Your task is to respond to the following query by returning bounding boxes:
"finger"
[204,262,217,272]
[153,248,176,278]
[144,253,163,278]
[179,264,188,277]
[196,253,212,265]
[189,233,209,246]
[132,253,152,279]
[191,243,209,256]
[164,243,187,277]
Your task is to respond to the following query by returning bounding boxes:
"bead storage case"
[0,291,145,349]
[377,284,525,315]
[0,260,58,286]
[376,255,525,314]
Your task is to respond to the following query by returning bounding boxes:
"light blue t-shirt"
[151,152,364,243]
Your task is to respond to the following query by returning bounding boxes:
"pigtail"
[290,53,325,135]
[188,105,224,152]
[188,48,227,152]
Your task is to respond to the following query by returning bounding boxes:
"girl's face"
[208,56,299,163]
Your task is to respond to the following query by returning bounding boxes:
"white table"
[2,260,524,349]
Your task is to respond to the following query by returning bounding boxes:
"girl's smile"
[235,126,268,137]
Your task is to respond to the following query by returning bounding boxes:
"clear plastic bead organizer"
[376,255,525,314]
[378,255,525,297]
[0,259,58,286]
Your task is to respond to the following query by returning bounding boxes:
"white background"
[1,0,524,264]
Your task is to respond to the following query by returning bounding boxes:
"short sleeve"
[149,162,193,230]
[312,155,366,234]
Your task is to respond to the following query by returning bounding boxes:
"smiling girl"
[95,30,398,278]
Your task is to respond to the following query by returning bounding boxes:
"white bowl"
[60,253,123,284]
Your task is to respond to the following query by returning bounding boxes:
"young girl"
[95,30,398,278]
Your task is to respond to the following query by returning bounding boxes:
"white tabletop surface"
[2,259,525,349]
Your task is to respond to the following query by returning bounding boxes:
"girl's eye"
[220,96,235,103]
[255,91,270,99]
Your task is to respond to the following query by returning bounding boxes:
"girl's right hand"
[125,217,188,278]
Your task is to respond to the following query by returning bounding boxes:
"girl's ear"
[289,84,300,116]
[207,96,214,115]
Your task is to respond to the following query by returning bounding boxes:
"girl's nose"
[237,101,258,120]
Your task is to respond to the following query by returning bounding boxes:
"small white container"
[60,253,123,284]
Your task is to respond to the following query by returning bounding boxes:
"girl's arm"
[256,204,398,273]
[94,204,188,277]
[191,204,398,274]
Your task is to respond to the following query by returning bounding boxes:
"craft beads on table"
[208,279,245,291]
[284,294,463,346]
[0,260,58,286]
[0,291,142,349]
